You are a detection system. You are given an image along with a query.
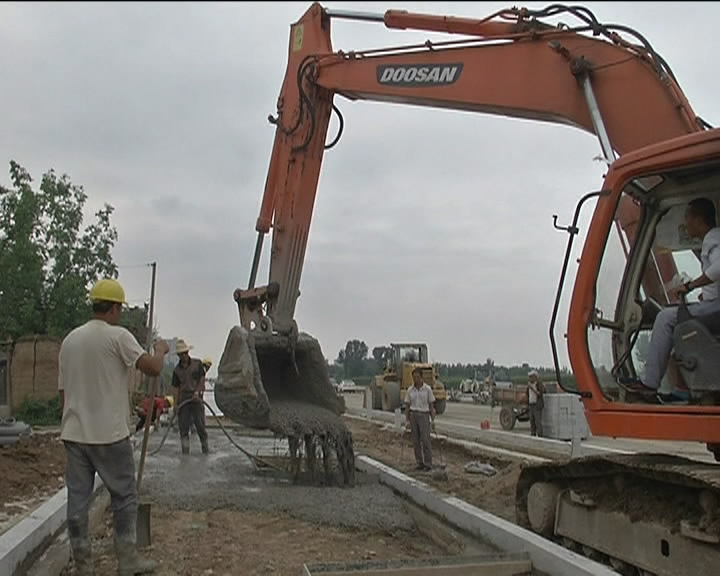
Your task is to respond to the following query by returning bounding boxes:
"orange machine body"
[236,3,720,445]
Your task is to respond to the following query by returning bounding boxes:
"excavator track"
[515,453,720,575]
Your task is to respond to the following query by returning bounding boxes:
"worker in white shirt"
[623,198,720,399]
[527,370,545,437]
[58,278,168,576]
[404,367,436,471]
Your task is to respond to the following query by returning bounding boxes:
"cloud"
[1,1,718,373]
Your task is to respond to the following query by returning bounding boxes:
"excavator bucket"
[215,326,354,485]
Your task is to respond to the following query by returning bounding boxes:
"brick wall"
[10,335,61,411]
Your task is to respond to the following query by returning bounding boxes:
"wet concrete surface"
[138,427,417,533]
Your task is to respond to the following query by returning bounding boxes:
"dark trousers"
[178,399,208,442]
[409,410,432,467]
[529,403,543,437]
[64,438,137,545]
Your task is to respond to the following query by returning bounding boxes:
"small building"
[0,335,61,418]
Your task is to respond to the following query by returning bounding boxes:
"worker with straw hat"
[171,339,209,455]
[58,277,169,575]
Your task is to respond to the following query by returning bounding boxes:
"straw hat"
[175,339,193,355]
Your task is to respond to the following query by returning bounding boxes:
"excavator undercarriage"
[517,454,720,575]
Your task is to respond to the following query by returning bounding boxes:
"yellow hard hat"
[89,278,126,304]
[165,395,174,407]
[202,357,213,367]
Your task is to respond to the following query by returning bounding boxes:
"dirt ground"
[345,417,525,523]
[0,432,65,521]
[69,505,454,576]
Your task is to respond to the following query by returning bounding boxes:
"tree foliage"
[0,161,119,340]
[336,339,369,378]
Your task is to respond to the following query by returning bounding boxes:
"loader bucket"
[215,325,354,485]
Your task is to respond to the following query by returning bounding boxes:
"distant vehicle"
[339,380,361,393]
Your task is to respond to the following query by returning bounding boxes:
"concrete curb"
[0,474,103,576]
[26,485,110,576]
[345,407,629,461]
[356,455,619,576]
[345,413,551,464]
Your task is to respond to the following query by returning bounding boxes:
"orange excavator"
[216,3,720,574]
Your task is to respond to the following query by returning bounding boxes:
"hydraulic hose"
[142,397,285,473]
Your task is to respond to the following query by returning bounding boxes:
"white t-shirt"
[700,227,720,301]
[405,384,435,413]
[528,384,538,405]
[58,319,146,444]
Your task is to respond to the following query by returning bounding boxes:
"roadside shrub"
[14,396,62,426]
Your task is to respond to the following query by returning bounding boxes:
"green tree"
[0,161,118,340]
[340,339,369,378]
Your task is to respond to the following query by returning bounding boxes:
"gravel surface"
[140,428,413,533]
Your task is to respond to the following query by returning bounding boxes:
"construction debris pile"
[216,326,355,486]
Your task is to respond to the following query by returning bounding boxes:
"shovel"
[135,376,158,548]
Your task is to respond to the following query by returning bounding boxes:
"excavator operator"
[624,198,720,400]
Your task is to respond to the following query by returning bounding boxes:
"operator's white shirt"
[700,227,720,301]
[405,383,435,413]
[58,319,145,444]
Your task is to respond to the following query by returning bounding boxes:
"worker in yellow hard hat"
[58,277,169,574]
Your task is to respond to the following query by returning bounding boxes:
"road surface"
[342,390,717,463]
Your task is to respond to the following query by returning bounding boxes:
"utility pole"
[145,261,158,355]
[137,261,158,494]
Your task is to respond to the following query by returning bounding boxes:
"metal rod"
[145,261,157,353]
[324,8,385,23]
[137,261,158,493]
[549,190,610,394]
[580,75,617,162]
[248,231,265,290]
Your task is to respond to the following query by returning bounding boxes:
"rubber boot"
[70,538,94,576]
[68,518,94,576]
[181,436,190,455]
[200,436,209,454]
[114,530,157,576]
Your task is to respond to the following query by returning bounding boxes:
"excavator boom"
[237,3,702,339]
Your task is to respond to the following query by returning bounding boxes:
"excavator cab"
[574,134,720,414]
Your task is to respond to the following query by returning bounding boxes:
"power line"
[116,263,154,270]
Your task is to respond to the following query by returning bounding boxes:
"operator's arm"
[682,230,720,293]
[428,387,436,421]
[117,329,168,377]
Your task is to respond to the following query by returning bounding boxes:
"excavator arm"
[235,2,701,336]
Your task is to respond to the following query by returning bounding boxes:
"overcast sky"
[1,2,717,373]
